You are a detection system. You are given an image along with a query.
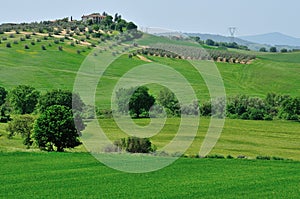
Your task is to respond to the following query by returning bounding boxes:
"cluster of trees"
[0,12,137,36]
[0,85,85,151]
[115,86,300,122]
[115,86,197,118]
[202,94,300,121]
[135,44,256,64]
[190,36,249,51]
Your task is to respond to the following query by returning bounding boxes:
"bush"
[20,37,25,42]
[9,34,15,38]
[205,154,225,159]
[54,39,59,44]
[272,156,285,161]
[76,50,81,54]
[13,40,19,45]
[2,36,7,41]
[6,42,11,48]
[36,38,41,42]
[24,44,30,49]
[31,41,35,45]
[281,48,288,53]
[114,137,156,153]
[70,42,75,47]
[41,45,46,50]
[256,155,271,160]
[58,46,63,51]
[25,34,31,39]
[226,155,234,159]
[59,38,64,42]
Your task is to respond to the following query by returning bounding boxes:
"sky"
[0,0,299,38]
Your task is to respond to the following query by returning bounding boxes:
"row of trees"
[0,85,84,151]
[134,45,256,64]
[190,37,249,51]
[259,47,293,53]
[114,86,300,122]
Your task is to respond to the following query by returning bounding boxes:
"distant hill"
[185,33,252,46]
[182,33,271,51]
[240,32,300,47]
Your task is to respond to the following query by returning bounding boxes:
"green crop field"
[0,152,299,198]
[0,30,300,198]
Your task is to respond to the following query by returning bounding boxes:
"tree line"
[115,86,300,122]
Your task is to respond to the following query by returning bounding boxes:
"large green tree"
[157,88,180,116]
[129,86,155,118]
[8,85,40,114]
[33,105,81,152]
[38,89,84,113]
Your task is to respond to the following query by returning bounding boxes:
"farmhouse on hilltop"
[81,13,106,23]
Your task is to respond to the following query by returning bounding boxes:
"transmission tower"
[229,27,237,42]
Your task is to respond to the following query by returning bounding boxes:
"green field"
[0,152,299,198]
[0,31,300,198]
[2,118,299,160]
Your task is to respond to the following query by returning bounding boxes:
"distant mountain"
[239,32,300,47]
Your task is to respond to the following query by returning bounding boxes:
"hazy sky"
[1,0,299,38]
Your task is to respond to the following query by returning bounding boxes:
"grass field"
[0,152,299,198]
[2,118,299,160]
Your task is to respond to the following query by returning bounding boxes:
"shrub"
[25,34,31,39]
[43,36,48,40]
[0,29,4,34]
[60,38,65,42]
[54,39,59,44]
[31,41,35,45]
[205,154,225,159]
[226,155,234,159]
[272,156,284,161]
[24,44,30,49]
[256,155,271,160]
[54,30,60,35]
[2,36,7,41]
[9,34,15,38]
[70,42,75,47]
[36,38,41,42]
[41,45,46,50]
[6,42,11,48]
[77,50,81,54]
[114,137,156,153]
[20,37,25,42]
[13,40,19,45]
[281,48,288,53]
[58,46,63,51]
